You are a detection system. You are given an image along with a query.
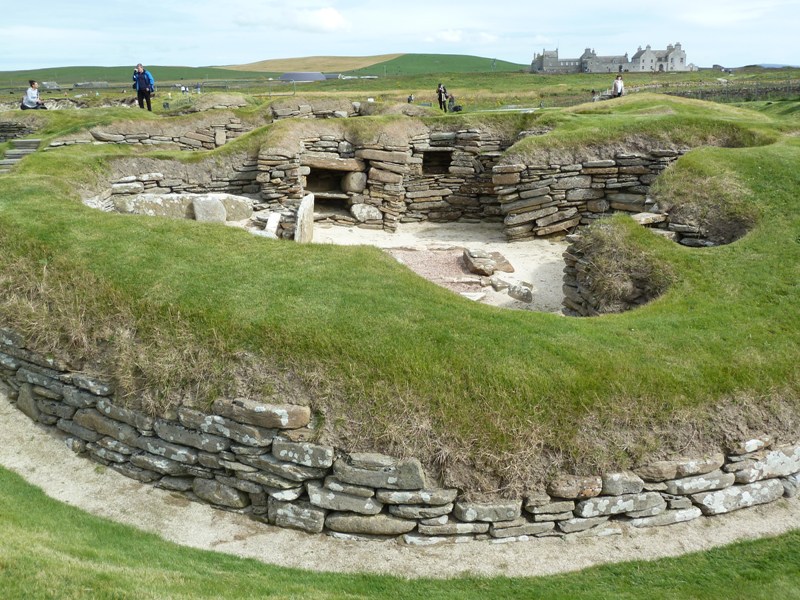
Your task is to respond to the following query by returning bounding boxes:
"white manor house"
[531,43,695,74]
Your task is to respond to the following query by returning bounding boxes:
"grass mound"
[1,95,799,494]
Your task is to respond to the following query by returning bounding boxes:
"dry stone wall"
[46,117,251,151]
[0,121,35,142]
[492,149,682,241]
[269,101,361,121]
[254,128,509,236]
[86,156,261,219]
[2,326,798,545]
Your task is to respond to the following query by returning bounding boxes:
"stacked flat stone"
[269,103,359,121]
[2,326,798,546]
[86,171,258,222]
[0,121,35,143]
[492,150,682,241]
[56,117,250,151]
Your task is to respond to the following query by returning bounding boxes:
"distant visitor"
[436,83,448,112]
[20,80,47,110]
[612,75,625,98]
[132,63,156,112]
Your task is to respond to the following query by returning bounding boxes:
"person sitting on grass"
[21,80,47,110]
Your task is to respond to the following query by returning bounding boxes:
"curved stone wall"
[2,326,798,545]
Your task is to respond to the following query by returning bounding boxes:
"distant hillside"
[223,53,528,75]
[0,66,270,88]
[344,54,528,75]
[223,54,404,73]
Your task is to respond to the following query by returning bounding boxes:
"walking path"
[2,393,799,579]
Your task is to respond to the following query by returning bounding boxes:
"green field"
[2,56,797,112]
[2,466,799,600]
[1,57,799,598]
[1,93,798,491]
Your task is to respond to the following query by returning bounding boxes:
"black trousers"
[137,89,152,111]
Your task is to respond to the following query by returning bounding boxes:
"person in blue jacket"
[132,63,155,111]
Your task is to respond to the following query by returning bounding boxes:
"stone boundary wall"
[269,102,361,121]
[492,150,683,241]
[0,121,35,143]
[2,326,799,545]
[89,163,261,215]
[46,117,251,151]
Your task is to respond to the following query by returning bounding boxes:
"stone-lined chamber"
[87,120,693,244]
[2,326,798,545]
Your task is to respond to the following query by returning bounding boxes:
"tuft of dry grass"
[652,166,759,245]
[570,219,677,314]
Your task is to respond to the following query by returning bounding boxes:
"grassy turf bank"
[1,467,799,600]
[0,96,799,492]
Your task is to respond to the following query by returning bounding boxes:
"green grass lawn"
[1,94,798,490]
[1,66,800,599]
[1,466,799,600]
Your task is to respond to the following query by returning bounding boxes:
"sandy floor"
[2,219,799,578]
[312,221,569,313]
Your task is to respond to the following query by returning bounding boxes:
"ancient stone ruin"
[4,104,789,548]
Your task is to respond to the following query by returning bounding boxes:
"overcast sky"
[2,0,798,71]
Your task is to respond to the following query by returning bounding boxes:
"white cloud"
[283,7,349,33]
[673,0,796,27]
[425,29,464,44]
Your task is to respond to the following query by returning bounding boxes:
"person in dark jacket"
[436,83,448,112]
[132,63,155,111]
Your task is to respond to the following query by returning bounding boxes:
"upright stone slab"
[192,197,227,223]
[294,193,314,243]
